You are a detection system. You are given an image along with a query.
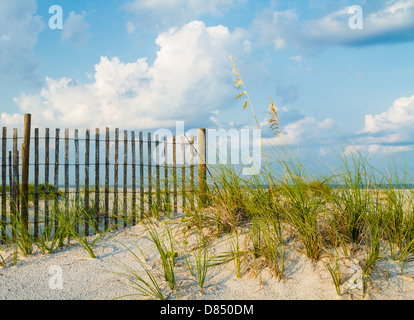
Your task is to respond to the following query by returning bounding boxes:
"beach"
[2,211,414,301]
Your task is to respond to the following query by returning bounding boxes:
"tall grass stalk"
[229,227,242,278]
[324,255,343,296]
[330,150,375,245]
[8,206,33,257]
[194,229,210,293]
[112,242,164,300]
[259,213,285,280]
[230,56,274,198]
[146,219,177,291]
[280,158,324,261]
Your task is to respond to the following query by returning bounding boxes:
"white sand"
[2,213,414,300]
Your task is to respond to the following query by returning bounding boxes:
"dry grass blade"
[230,56,249,110]
[269,98,281,138]
[268,97,287,181]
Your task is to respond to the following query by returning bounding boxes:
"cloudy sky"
[1,0,414,173]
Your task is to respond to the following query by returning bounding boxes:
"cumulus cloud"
[252,0,414,52]
[5,21,249,130]
[353,95,414,154]
[264,93,414,156]
[0,0,46,84]
[361,95,414,135]
[261,114,336,151]
[0,113,24,128]
[280,117,336,146]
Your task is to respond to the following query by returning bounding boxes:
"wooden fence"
[0,114,207,243]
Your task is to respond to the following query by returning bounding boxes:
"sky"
[1,0,414,177]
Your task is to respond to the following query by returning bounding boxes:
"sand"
[2,212,414,301]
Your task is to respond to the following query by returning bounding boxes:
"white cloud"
[6,21,249,130]
[361,95,414,135]
[0,0,45,83]
[60,11,91,45]
[282,117,336,145]
[262,117,336,148]
[0,113,24,127]
[252,0,414,51]
[351,94,414,154]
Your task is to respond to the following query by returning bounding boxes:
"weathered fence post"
[12,129,18,242]
[105,128,109,230]
[8,151,12,241]
[95,128,100,231]
[181,136,186,211]
[21,114,31,231]
[75,129,79,233]
[155,135,161,210]
[54,128,60,234]
[85,129,90,236]
[173,135,177,213]
[113,128,119,228]
[123,130,128,227]
[131,131,136,224]
[1,127,7,244]
[34,128,39,238]
[189,135,195,211]
[164,135,170,216]
[148,132,152,214]
[198,129,207,208]
[139,132,144,218]
[45,128,50,235]
[65,129,69,216]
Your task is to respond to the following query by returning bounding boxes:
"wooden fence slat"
[139,132,144,218]
[34,128,39,239]
[16,150,20,222]
[113,128,119,228]
[198,129,207,208]
[8,151,13,242]
[190,135,195,211]
[105,128,109,230]
[21,114,31,232]
[95,128,100,230]
[75,129,80,234]
[155,135,161,210]
[85,129,90,236]
[181,136,186,211]
[148,132,152,213]
[65,129,69,216]
[12,129,18,242]
[131,131,136,225]
[45,128,50,235]
[123,130,128,227]
[54,128,60,234]
[1,127,6,244]
[164,135,170,216]
[173,136,177,213]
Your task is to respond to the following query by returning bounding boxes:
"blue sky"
[1,0,414,175]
